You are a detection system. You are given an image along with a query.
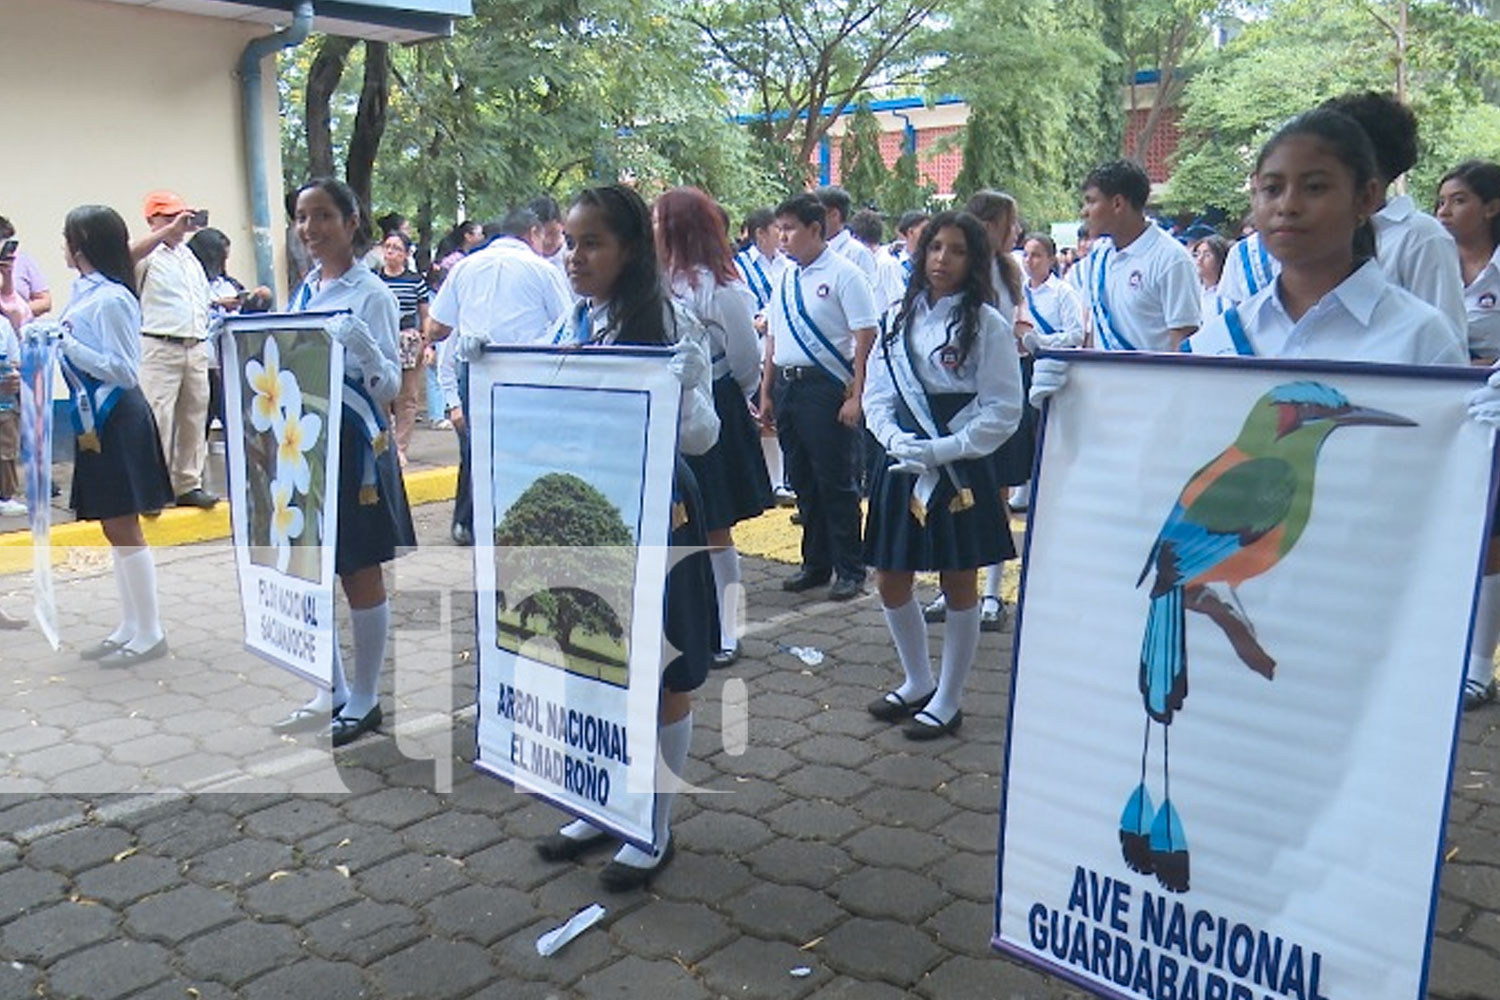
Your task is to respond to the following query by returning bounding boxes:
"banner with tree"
[471,345,681,851]
[220,313,343,689]
[995,352,1493,1000]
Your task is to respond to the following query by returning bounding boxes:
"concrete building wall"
[4,0,285,307]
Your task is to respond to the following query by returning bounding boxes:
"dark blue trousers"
[774,369,864,582]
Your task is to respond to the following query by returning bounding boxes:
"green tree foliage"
[682,0,943,182]
[940,0,1118,223]
[1166,0,1500,220]
[280,0,779,243]
[881,147,936,214]
[495,472,635,653]
[839,99,889,210]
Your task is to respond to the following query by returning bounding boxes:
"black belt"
[777,365,835,382]
[142,333,200,343]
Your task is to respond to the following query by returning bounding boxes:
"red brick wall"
[1123,107,1183,184]
[823,123,965,199]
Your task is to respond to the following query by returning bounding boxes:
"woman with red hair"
[655,187,770,667]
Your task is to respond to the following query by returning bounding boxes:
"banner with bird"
[994,352,1494,1000]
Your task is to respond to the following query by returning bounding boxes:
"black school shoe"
[330,705,383,747]
[176,488,219,509]
[827,577,863,601]
[712,644,741,669]
[536,828,613,863]
[599,839,676,892]
[782,568,831,592]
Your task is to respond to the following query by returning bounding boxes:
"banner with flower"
[220,313,343,687]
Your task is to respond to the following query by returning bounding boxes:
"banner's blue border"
[993,349,1499,1000]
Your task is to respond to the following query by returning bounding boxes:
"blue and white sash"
[1222,307,1254,356]
[778,273,854,386]
[1024,285,1058,338]
[552,300,594,345]
[881,318,975,525]
[1088,245,1137,352]
[341,376,388,505]
[59,356,123,454]
[735,250,773,311]
[1238,237,1274,297]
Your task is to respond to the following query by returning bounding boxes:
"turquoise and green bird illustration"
[1122,381,1415,893]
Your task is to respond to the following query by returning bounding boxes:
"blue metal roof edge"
[732,93,966,126]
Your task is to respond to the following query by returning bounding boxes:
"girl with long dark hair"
[535,183,719,889]
[863,210,1023,739]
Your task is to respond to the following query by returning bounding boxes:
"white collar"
[1376,194,1415,223]
[1260,259,1385,327]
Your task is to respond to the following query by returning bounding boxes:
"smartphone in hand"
[189,210,209,229]
[0,239,17,261]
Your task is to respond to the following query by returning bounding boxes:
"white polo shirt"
[1462,243,1500,358]
[1371,194,1467,348]
[827,227,879,288]
[1186,260,1465,365]
[1081,223,1201,352]
[138,241,211,340]
[769,246,879,369]
[874,248,909,310]
[734,244,787,314]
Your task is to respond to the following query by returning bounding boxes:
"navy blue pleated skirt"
[71,387,174,521]
[685,375,773,532]
[336,417,417,576]
[663,458,716,693]
[863,452,1016,572]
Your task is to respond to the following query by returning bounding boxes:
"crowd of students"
[5,87,1499,890]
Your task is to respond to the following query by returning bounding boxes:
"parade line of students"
[6,88,1498,891]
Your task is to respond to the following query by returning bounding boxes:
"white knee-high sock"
[926,603,981,723]
[884,599,934,702]
[709,547,742,651]
[613,711,692,867]
[1470,574,1500,686]
[118,549,164,650]
[761,436,783,488]
[983,565,1003,602]
[107,550,136,645]
[345,602,388,718]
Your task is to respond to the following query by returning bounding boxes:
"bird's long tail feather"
[1140,587,1188,723]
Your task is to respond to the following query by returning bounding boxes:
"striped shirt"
[375,268,430,330]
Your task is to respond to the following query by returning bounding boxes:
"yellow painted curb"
[0,465,461,576]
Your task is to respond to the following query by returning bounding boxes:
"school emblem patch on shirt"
[1481,292,1496,309]
[1128,270,1144,290]
[817,284,831,298]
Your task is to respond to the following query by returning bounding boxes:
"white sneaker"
[774,485,797,507]
[0,498,27,517]
[1009,483,1031,511]
[922,593,948,623]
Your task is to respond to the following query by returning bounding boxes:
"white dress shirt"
[61,272,143,388]
[1186,260,1465,365]
[670,269,761,395]
[1020,274,1085,349]
[291,263,401,404]
[863,293,1022,460]
[1460,243,1500,358]
[138,241,211,340]
[429,236,572,347]
[827,227,879,288]
[1371,194,1467,348]
[1217,232,1280,306]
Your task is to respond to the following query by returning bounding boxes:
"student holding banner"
[270,177,415,747]
[863,211,1023,739]
[1437,159,1500,709]
[56,205,174,664]
[655,186,770,668]
[535,184,719,891]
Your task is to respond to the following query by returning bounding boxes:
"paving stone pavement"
[1,497,1498,998]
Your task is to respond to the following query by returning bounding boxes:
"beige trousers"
[139,336,211,496]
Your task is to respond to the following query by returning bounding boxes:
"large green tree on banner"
[1166,0,1500,220]
[495,472,634,654]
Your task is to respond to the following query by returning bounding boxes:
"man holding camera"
[131,190,217,509]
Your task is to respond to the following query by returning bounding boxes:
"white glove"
[325,312,381,368]
[668,336,709,387]
[1029,357,1071,407]
[889,437,937,469]
[1468,369,1500,426]
[21,319,64,346]
[456,331,489,363]
[886,456,929,476]
[1020,328,1043,355]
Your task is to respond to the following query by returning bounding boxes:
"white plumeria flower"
[245,337,298,433]
[274,391,323,496]
[269,478,305,573]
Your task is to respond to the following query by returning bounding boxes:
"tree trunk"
[346,40,391,222]
[305,35,356,179]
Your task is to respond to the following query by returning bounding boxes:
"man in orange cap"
[130,190,218,509]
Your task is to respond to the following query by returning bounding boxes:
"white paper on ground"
[536,903,606,956]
